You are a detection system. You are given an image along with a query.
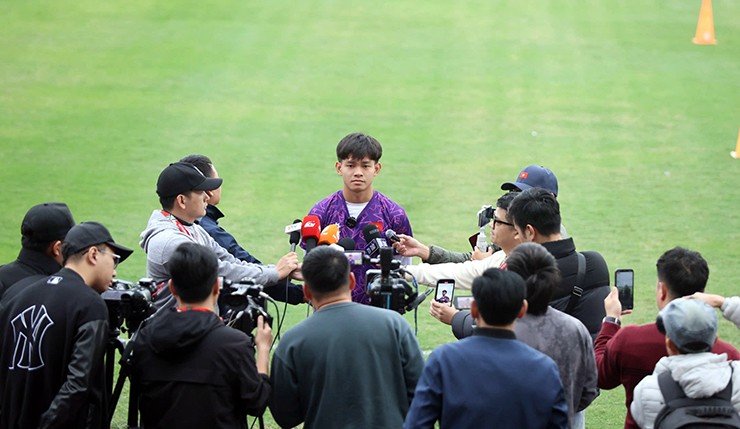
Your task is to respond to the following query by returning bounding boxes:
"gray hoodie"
[140,210,279,286]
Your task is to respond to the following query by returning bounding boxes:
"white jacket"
[722,296,740,329]
[403,250,506,290]
[631,353,740,429]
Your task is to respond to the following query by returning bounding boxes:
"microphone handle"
[290,243,297,252]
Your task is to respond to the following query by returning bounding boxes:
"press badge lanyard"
[161,210,197,239]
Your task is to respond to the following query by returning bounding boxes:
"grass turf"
[0,1,738,427]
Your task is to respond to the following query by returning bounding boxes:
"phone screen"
[435,279,455,306]
[615,269,634,310]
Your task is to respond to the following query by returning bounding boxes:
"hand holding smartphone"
[615,269,634,310]
[434,279,455,306]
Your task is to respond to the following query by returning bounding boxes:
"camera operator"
[130,242,272,428]
[0,222,133,429]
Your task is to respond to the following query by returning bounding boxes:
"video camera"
[218,279,273,335]
[366,247,418,314]
[102,278,157,334]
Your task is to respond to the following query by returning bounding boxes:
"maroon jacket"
[594,321,740,429]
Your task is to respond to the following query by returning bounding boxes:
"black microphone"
[385,229,401,244]
[337,238,356,251]
[362,224,389,259]
[288,219,301,252]
[406,288,435,311]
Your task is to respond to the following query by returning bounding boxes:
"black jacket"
[0,268,109,429]
[451,238,610,340]
[0,248,62,299]
[131,308,271,429]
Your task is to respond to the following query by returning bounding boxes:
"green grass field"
[1,1,738,427]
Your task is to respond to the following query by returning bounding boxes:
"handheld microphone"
[287,219,302,252]
[406,288,434,311]
[385,229,401,244]
[318,224,340,246]
[301,215,321,254]
[362,224,389,259]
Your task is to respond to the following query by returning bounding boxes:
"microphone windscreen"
[337,238,356,251]
[289,219,302,245]
[302,215,321,242]
[318,224,340,245]
[385,229,400,243]
[362,223,381,242]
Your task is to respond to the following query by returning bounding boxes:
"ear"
[303,283,313,303]
[175,194,187,209]
[51,240,63,257]
[348,272,356,291]
[212,278,220,298]
[657,281,668,303]
[335,161,342,175]
[86,246,99,265]
[168,280,179,298]
[373,162,381,176]
[470,300,480,320]
[517,299,528,319]
[525,224,537,241]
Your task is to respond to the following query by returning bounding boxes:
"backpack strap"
[564,252,586,315]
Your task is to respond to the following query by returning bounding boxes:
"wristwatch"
[602,316,621,326]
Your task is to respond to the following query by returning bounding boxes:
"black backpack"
[654,368,740,429]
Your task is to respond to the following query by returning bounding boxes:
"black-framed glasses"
[97,248,121,268]
[492,217,514,228]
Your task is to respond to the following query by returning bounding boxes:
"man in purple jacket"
[307,132,412,304]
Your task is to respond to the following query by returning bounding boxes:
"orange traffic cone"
[731,130,740,159]
[693,0,717,45]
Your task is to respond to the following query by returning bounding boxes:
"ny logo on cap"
[9,305,55,371]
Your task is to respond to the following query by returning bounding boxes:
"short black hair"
[505,243,561,315]
[169,242,219,303]
[180,154,215,178]
[496,191,518,211]
[656,247,709,298]
[302,246,351,298]
[336,132,382,162]
[507,188,561,236]
[472,268,527,326]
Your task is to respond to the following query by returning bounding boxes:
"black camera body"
[102,278,157,334]
[218,279,272,335]
[366,247,417,314]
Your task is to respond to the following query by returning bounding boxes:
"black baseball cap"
[21,202,76,242]
[156,162,223,198]
[63,222,133,262]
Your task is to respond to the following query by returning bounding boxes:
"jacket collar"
[473,327,517,340]
[541,237,576,258]
[17,248,62,275]
[205,205,224,221]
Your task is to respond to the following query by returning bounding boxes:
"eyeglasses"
[492,217,514,228]
[97,249,121,268]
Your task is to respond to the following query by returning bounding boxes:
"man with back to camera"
[140,161,300,305]
[394,164,563,264]
[0,221,133,429]
[506,187,609,339]
[179,154,304,304]
[595,246,740,429]
[0,202,75,299]
[630,298,740,429]
[130,242,272,428]
[269,246,424,428]
[403,268,569,429]
[306,132,413,304]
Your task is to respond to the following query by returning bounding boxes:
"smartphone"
[615,269,634,310]
[435,279,455,306]
[453,296,473,310]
